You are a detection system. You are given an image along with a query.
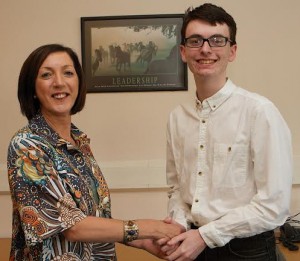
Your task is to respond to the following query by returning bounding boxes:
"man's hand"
[129,239,167,259]
[157,216,185,255]
[164,229,206,261]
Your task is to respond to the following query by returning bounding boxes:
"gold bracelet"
[123,220,139,243]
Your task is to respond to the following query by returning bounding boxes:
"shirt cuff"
[172,210,189,231]
[198,223,228,248]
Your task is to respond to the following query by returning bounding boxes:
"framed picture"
[81,14,187,93]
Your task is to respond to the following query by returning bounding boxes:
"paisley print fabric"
[7,114,116,260]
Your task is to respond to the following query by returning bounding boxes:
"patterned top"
[7,114,116,261]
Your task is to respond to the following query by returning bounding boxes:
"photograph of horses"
[81,14,187,92]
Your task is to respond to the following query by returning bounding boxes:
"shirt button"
[198,171,202,176]
[228,147,232,152]
[200,145,204,149]
[195,199,199,203]
[202,120,206,123]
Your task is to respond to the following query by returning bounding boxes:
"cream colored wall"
[1,0,300,238]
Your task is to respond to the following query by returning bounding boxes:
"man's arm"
[166,118,191,230]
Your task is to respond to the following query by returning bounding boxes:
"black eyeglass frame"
[184,35,233,48]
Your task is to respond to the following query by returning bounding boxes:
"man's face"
[180,20,237,80]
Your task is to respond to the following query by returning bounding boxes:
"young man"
[164,3,293,261]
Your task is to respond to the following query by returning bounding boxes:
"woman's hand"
[157,216,185,255]
[136,219,184,241]
[129,239,167,259]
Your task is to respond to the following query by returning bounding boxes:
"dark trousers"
[192,225,277,261]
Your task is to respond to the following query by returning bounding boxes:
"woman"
[7,44,182,260]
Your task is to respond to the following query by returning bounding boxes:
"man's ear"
[180,45,187,63]
[228,44,237,62]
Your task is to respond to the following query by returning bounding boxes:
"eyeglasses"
[184,35,233,48]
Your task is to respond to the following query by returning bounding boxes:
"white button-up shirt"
[166,79,293,248]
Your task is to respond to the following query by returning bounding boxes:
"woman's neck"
[42,113,75,145]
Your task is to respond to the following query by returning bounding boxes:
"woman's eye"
[64,71,75,77]
[40,72,52,79]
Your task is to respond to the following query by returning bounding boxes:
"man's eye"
[191,38,201,44]
[212,37,223,43]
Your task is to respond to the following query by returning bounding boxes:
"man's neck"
[194,76,227,102]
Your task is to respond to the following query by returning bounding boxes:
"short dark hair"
[181,3,237,45]
[18,44,86,121]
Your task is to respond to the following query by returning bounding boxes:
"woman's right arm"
[63,216,183,243]
[8,133,182,246]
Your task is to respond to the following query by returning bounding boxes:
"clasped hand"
[157,217,207,261]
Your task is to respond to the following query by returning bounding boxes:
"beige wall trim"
[1,156,300,193]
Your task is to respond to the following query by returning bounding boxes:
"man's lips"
[197,59,216,64]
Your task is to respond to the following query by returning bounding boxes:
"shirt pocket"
[212,143,249,188]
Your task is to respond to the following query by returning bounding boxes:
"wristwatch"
[123,220,139,243]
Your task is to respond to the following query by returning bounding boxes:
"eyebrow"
[186,33,227,38]
[39,64,74,70]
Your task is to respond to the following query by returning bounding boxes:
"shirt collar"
[29,113,90,148]
[195,79,236,111]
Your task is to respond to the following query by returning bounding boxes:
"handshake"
[127,216,207,261]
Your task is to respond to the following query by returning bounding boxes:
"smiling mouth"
[198,59,215,64]
[52,93,68,99]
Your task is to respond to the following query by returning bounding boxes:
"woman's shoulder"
[9,125,31,142]
[8,124,50,149]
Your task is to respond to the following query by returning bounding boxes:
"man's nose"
[200,40,212,52]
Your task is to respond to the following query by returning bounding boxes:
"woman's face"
[35,52,79,119]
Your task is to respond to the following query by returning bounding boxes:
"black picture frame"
[81,14,187,93]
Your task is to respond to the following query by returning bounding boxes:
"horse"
[115,46,131,72]
[136,41,157,66]
[109,44,117,64]
[92,49,102,76]
[98,46,108,64]
[144,45,178,74]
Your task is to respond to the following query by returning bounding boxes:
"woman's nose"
[53,73,64,86]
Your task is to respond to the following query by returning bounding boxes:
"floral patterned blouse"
[7,114,116,260]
